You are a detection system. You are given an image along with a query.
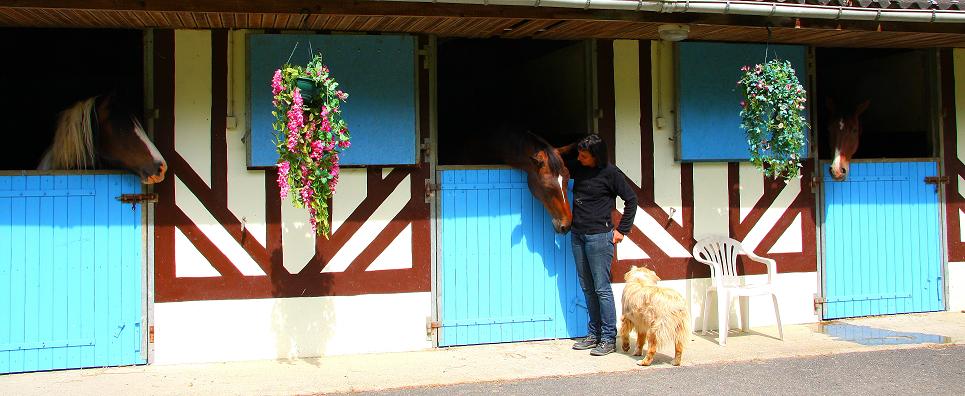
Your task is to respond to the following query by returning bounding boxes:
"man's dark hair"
[578,134,608,168]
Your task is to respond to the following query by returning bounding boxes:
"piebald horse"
[38,95,166,184]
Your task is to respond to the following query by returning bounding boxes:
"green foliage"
[272,53,351,237]
[737,60,809,181]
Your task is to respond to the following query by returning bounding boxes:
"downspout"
[379,0,965,23]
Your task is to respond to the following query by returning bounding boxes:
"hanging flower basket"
[271,52,351,237]
[737,59,809,181]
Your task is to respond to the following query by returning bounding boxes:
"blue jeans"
[571,230,616,343]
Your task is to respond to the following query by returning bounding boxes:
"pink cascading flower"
[310,140,325,160]
[335,90,348,101]
[308,207,319,234]
[286,88,305,134]
[271,69,284,96]
[276,161,291,198]
[329,154,340,179]
[286,131,298,152]
[321,106,330,117]
[321,118,331,132]
[300,186,314,207]
[339,140,351,149]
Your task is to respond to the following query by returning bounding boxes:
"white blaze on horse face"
[132,117,167,183]
[557,175,566,205]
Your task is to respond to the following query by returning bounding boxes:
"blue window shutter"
[677,42,809,162]
[247,34,417,167]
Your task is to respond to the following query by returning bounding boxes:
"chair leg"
[717,293,729,346]
[772,293,784,341]
[701,289,713,335]
[738,296,750,333]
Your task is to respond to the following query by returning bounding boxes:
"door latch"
[116,193,159,211]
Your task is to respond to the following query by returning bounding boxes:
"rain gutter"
[379,0,965,23]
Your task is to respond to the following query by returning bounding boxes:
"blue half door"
[439,169,587,346]
[0,174,145,373]
[822,161,945,319]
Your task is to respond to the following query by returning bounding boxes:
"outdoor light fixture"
[658,24,690,41]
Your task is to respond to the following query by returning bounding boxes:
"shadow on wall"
[511,217,588,339]
[271,295,337,364]
[269,230,337,362]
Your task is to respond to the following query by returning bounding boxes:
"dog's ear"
[631,265,638,270]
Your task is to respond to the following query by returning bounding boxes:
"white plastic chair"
[692,236,784,346]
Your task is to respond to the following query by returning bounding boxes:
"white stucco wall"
[153,293,432,364]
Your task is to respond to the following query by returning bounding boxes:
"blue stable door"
[822,161,945,319]
[0,174,145,373]
[438,169,586,346]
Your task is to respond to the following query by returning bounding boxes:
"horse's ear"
[855,100,871,118]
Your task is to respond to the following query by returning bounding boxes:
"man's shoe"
[572,336,599,350]
[589,340,616,356]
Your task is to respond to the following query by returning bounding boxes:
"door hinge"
[813,295,825,312]
[924,176,949,185]
[426,317,441,339]
[420,137,431,163]
[424,179,440,203]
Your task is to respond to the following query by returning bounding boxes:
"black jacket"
[568,162,637,236]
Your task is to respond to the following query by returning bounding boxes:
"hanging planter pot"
[295,77,319,106]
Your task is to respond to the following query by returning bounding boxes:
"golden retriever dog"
[619,266,690,366]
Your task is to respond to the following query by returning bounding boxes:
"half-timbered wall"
[149,32,962,365]
[946,48,965,312]
[151,30,432,364]
[605,40,820,328]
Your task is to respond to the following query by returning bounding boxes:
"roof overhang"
[2,0,964,47]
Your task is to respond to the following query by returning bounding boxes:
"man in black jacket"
[567,134,637,356]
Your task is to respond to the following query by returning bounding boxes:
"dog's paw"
[622,343,630,352]
[637,358,653,366]
[633,349,642,356]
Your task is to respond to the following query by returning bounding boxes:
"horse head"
[526,145,572,234]
[39,95,167,184]
[827,99,870,182]
[93,95,167,184]
[496,127,573,234]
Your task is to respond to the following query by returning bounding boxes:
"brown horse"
[827,99,870,182]
[38,95,166,184]
[496,127,573,234]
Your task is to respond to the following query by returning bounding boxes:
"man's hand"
[613,230,625,244]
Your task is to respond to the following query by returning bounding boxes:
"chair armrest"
[744,251,777,283]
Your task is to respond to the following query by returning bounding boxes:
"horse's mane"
[39,97,97,170]
[500,127,565,175]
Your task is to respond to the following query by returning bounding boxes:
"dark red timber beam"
[153,29,178,299]
[941,48,965,261]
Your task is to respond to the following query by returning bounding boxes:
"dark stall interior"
[437,38,591,166]
[815,48,937,160]
[0,29,144,170]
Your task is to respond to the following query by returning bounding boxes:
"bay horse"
[495,127,573,234]
[827,99,870,182]
[38,95,166,184]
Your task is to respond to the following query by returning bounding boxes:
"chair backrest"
[692,236,747,287]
